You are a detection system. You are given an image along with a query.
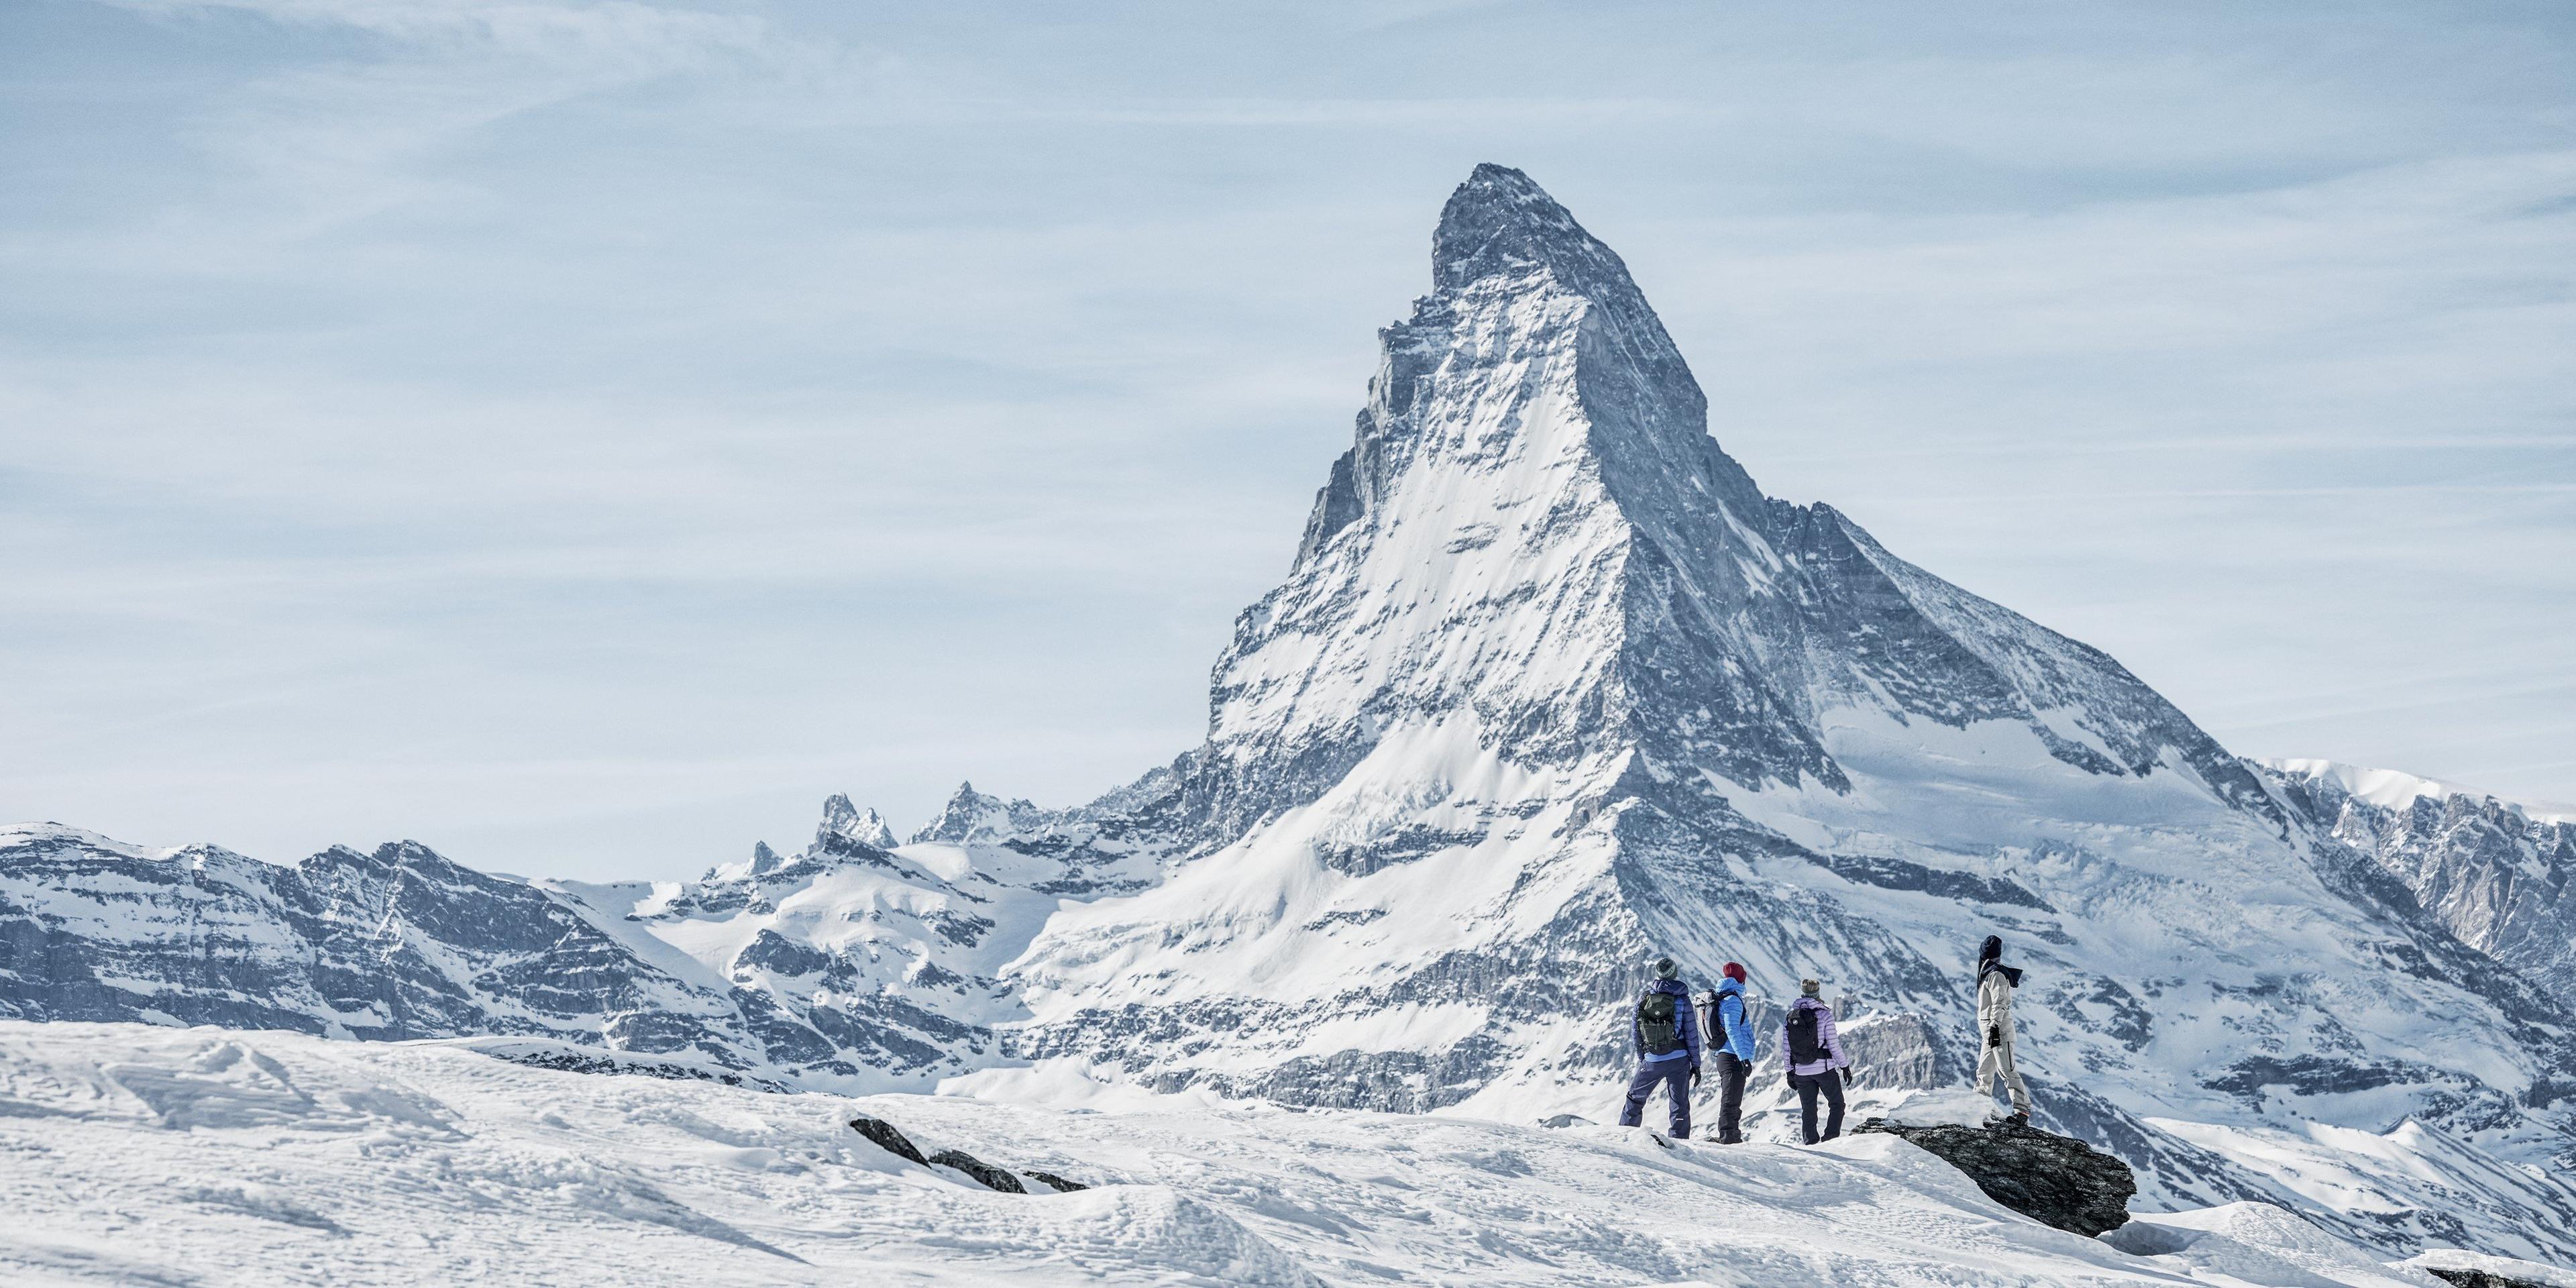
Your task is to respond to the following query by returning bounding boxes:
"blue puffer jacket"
[1631,977,1704,1066]
[1709,979,1756,1062]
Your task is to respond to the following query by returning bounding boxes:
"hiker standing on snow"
[1617,957,1704,1139]
[1782,978,1850,1144]
[1707,963,1756,1144]
[1976,934,2034,1126]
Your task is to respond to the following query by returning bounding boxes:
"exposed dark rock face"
[846,1115,929,1167]
[847,1116,1087,1195]
[1833,1013,1944,1091]
[2424,1269,2561,1288]
[927,1148,1028,1193]
[1856,1117,2136,1237]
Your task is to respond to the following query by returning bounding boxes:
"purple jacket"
[1631,978,1705,1067]
[1783,996,1847,1077]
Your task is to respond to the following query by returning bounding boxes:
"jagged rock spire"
[908,782,1045,846]
[817,794,899,850]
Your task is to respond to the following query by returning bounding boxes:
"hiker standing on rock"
[1617,957,1704,1138]
[1782,978,1850,1144]
[1707,963,1755,1144]
[1976,934,2034,1126]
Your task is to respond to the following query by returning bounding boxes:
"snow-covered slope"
[0,1020,2497,1288]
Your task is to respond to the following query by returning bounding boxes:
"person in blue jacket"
[1617,956,1704,1138]
[1707,961,1756,1143]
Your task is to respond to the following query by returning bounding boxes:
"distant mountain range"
[7,165,2572,1265]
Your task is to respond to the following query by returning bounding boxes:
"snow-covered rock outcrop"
[1856,1112,2138,1237]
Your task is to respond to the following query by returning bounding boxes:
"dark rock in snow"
[480,1044,793,1093]
[927,1148,1027,1193]
[2424,1268,2562,1288]
[847,1116,928,1167]
[847,1116,1079,1195]
[1856,1117,2136,1237]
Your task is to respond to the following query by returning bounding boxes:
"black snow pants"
[1790,1069,1845,1144]
[1713,1053,1749,1143]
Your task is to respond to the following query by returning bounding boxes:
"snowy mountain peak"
[818,793,900,849]
[1434,162,1634,300]
[908,781,1046,846]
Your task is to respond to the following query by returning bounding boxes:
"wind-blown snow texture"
[5,165,2574,1272]
[0,1021,2502,1287]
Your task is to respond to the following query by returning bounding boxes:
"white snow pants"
[1976,1038,2033,1115]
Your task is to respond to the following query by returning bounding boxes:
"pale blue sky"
[5,0,2572,880]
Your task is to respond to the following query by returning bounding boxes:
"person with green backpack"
[1615,956,1705,1138]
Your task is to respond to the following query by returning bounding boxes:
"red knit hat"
[1722,962,1746,983]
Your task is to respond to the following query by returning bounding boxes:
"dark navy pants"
[1618,1059,1692,1138]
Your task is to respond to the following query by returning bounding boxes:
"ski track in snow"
[0,1021,2534,1288]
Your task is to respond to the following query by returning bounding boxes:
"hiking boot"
[2003,1112,2029,1128]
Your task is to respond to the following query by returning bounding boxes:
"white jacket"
[1977,967,2018,1045]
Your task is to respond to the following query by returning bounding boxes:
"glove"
[1839,1067,1851,1088]
[1986,1024,2001,1049]
[1690,1065,1703,1087]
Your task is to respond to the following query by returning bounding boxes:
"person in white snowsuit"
[1976,934,2033,1124]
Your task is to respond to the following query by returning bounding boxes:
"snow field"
[0,1022,2506,1287]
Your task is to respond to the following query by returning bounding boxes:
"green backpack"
[1637,989,1684,1056]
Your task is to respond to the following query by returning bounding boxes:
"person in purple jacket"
[1617,956,1704,1138]
[1782,977,1851,1144]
